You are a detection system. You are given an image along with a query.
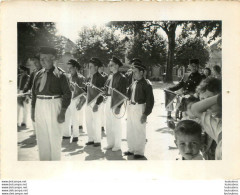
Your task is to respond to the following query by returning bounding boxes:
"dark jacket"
[127,78,154,116]
[18,73,29,91]
[31,66,71,110]
[169,71,203,94]
[86,72,105,105]
[105,72,127,108]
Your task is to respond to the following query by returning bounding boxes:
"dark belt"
[129,101,144,105]
[37,95,61,100]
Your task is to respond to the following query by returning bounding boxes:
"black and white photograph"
[17,20,222,161]
[1,1,240,182]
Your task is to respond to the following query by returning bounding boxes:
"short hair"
[178,96,199,112]
[196,77,221,94]
[213,65,221,74]
[89,57,103,67]
[174,120,202,140]
[204,68,211,76]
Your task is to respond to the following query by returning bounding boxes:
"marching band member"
[125,61,154,159]
[63,59,86,142]
[104,56,127,152]
[166,59,203,120]
[23,55,42,132]
[31,47,71,161]
[98,64,108,132]
[85,57,105,147]
[17,66,30,127]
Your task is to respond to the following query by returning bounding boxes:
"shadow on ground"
[18,134,37,148]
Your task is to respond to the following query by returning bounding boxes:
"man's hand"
[114,107,121,115]
[76,97,86,110]
[92,104,98,112]
[57,109,66,123]
[31,108,35,122]
[140,114,147,124]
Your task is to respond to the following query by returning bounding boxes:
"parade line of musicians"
[18,46,222,161]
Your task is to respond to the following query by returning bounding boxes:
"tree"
[140,21,221,82]
[175,37,210,68]
[18,22,66,66]
[74,26,126,66]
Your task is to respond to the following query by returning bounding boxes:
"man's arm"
[60,74,72,111]
[190,95,219,118]
[168,77,184,92]
[143,83,154,116]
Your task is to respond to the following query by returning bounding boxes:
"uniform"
[105,72,127,151]
[63,73,85,139]
[100,71,108,130]
[85,72,105,145]
[17,71,30,126]
[32,66,71,160]
[126,77,154,157]
[23,67,42,131]
[169,72,203,95]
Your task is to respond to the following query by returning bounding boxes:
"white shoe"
[104,146,113,150]
[112,147,121,152]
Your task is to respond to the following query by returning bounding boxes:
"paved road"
[18,82,179,161]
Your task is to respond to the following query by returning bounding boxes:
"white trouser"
[100,102,106,128]
[63,98,80,137]
[105,97,122,150]
[127,103,146,156]
[78,104,85,127]
[35,98,63,161]
[17,101,28,126]
[85,100,102,143]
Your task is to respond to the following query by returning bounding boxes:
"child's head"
[196,77,221,114]
[185,96,199,119]
[174,120,202,160]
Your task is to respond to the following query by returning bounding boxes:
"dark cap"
[130,58,142,64]
[111,56,123,67]
[189,59,199,65]
[39,46,57,56]
[68,59,81,70]
[132,61,146,71]
[89,57,103,67]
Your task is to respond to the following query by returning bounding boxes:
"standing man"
[17,66,30,127]
[63,59,85,142]
[23,55,42,132]
[85,57,105,147]
[166,59,203,120]
[98,63,108,132]
[104,56,127,152]
[31,46,71,161]
[125,61,154,159]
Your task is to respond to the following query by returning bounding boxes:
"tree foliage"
[74,26,126,66]
[18,22,65,65]
[175,37,210,68]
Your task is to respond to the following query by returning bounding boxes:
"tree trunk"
[165,24,176,83]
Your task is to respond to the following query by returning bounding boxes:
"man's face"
[108,61,118,73]
[203,69,210,77]
[98,66,104,73]
[188,63,198,73]
[199,90,221,113]
[40,54,55,70]
[89,63,98,75]
[67,64,77,76]
[133,67,143,80]
[175,133,201,160]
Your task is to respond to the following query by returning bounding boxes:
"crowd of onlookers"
[167,64,222,160]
